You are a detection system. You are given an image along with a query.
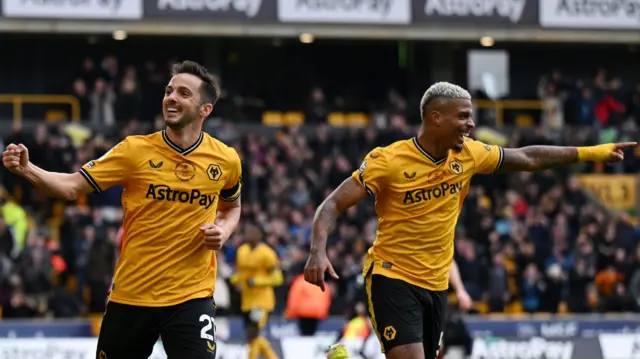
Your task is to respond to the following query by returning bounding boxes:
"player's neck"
[165,126,202,150]
[416,131,449,160]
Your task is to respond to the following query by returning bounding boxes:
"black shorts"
[365,273,447,359]
[96,297,217,359]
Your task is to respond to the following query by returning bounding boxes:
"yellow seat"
[261,111,284,126]
[45,110,68,123]
[505,300,523,314]
[328,112,346,127]
[345,112,370,127]
[473,301,488,314]
[283,111,304,126]
[515,114,534,127]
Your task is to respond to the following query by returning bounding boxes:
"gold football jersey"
[81,130,242,306]
[352,137,503,291]
[235,243,280,312]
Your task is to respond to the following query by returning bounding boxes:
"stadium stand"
[0,34,640,359]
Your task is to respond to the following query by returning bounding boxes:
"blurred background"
[1,1,640,358]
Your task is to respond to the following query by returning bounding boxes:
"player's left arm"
[499,142,636,172]
[214,149,243,236]
[450,260,472,310]
[449,260,465,292]
[469,139,637,173]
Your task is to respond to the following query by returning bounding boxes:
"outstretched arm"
[3,144,95,201]
[498,142,636,172]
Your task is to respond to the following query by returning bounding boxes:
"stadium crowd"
[1,54,640,321]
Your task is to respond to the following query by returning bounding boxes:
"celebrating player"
[2,61,242,358]
[305,82,636,359]
[231,223,283,359]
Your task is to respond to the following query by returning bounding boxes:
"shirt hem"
[108,291,214,307]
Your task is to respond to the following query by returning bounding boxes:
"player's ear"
[200,103,214,117]
[429,110,442,126]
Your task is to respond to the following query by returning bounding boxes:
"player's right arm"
[305,148,389,291]
[3,143,92,201]
[3,140,130,201]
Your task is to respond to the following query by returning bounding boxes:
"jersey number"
[199,314,216,342]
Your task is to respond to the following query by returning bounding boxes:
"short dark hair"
[171,60,220,106]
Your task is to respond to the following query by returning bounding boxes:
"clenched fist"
[200,223,229,250]
[2,143,30,176]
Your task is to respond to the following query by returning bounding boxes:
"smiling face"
[162,73,206,130]
[427,98,476,151]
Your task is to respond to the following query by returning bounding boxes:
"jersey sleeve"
[264,247,279,270]
[220,149,242,202]
[351,147,389,196]
[467,139,505,174]
[80,139,131,193]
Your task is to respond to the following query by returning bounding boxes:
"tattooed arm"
[310,178,367,252]
[304,177,369,291]
[498,146,579,172]
[498,142,637,172]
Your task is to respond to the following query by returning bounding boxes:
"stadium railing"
[0,94,81,124]
[473,99,556,129]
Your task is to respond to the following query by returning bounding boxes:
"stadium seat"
[283,111,305,126]
[262,111,284,126]
[473,301,489,314]
[45,110,67,122]
[328,112,346,127]
[505,300,523,314]
[66,275,78,293]
[12,184,22,202]
[345,112,370,127]
[515,114,534,127]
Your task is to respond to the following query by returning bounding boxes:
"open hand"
[304,251,339,292]
[201,223,229,250]
[2,143,30,176]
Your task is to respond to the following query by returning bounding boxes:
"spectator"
[286,273,332,336]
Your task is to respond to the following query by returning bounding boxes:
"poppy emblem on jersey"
[403,171,416,181]
[149,160,163,171]
[449,160,463,175]
[207,164,223,181]
[383,326,396,341]
[427,170,445,184]
[99,350,107,359]
[174,161,196,182]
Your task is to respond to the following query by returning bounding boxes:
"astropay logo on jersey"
[278,0,411,24]
[2,0,143,19]
[540,0,640,29]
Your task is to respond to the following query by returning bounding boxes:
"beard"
[165,107,198,130]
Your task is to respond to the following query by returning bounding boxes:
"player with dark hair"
[306,82,636,359]
[3,60,241,358]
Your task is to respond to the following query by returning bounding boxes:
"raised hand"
[2,143,30,176]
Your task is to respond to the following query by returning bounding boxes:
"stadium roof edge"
[0,19,639,44]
